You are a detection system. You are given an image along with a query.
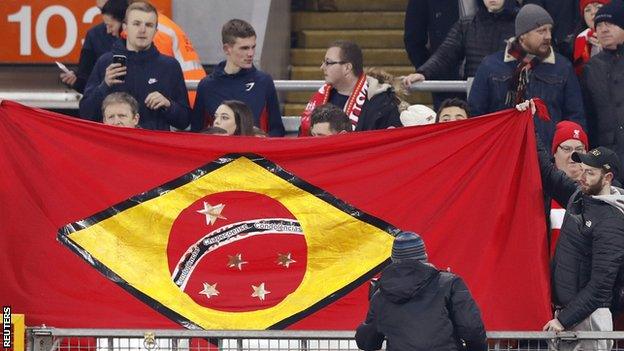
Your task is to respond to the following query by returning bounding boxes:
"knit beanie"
[400,104,436,126]
[515,4,554,37]
[551,121,589,154]
[391,231,428,262]
[579,0,611,15]
[594,1,624,30]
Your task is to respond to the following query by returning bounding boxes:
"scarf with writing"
[299,74,368,136]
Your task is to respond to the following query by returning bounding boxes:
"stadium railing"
[25,327,624,351]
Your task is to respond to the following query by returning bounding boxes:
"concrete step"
[291,65,414,80]
[306,0,408,12]
[291,48,411,66]
[284,103,307,116]
[297,29,404,48]
[292,11,405,30]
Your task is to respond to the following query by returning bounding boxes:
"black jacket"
[355,76,402,131]
[537,140,624,328]
[355,261,487,351]
[581,45,624,171]
[416,0,518,79]
[79,40,190,131]
[403,0,461,69]
[73,23,117,93]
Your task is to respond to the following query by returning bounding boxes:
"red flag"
[0,100,550,330]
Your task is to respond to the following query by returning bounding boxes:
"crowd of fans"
[47,0,624,349]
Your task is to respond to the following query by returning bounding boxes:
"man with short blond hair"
[79,1,190,131]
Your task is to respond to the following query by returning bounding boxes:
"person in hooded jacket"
[355,231,487,351]
[402,0,518,87]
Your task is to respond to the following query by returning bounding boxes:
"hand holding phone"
[105,55,127,86]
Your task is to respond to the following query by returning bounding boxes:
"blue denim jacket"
[469,43,586,147]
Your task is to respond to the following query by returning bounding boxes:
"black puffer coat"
[416,0,518,79]
[537,140,624,328]
[355,261,487,351]
[582,45,624,172]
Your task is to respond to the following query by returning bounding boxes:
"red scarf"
[299,74,368,136]
[573,28,594,76]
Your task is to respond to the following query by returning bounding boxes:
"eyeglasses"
[558,145,586,154]
[321,59,346,66]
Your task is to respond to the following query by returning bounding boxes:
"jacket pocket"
[531,73,565,104]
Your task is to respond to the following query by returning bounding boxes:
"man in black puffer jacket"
[535,126,624,349]
[402,0,518,87]
[355,231,487,351]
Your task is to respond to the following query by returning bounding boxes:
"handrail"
[0,80,470,109]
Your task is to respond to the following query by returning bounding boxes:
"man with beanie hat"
[582,1,624,179]
[355,231,487,351]
[470,4,586,147]
[547,121,589,258]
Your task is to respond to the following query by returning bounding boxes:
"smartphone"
[112,55,127,82]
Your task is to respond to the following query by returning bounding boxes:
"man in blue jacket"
[191,19,285,136]
[79,1,190,131]
[469,4,586,147]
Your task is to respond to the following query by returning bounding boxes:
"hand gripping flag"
[0,100,551,330]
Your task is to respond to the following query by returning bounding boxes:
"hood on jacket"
[379,260,439,304]
[365,75,393,100]
[593,186,624,215]
[213,60,257,79]
[476,0,518,18]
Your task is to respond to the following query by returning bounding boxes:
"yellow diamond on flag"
[59,154,395,329]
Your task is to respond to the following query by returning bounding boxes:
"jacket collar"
[213,60,257,78]
[112,39,159,62]
[503,37,556,64]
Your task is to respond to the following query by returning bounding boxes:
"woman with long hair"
[213,100,255,136]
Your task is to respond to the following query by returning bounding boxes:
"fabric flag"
[0,100,551,330]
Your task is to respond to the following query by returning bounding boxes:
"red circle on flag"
[167,191,307,312]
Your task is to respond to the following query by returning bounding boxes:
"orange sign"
[0,0,171,63]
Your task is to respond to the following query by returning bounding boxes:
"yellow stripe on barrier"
[12,314,24,351]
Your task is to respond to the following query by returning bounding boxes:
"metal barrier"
[25,328,624,351]
[0,80,470,110]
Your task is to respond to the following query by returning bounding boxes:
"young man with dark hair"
[79,1,190,131]
[310,103,351,136]
[191,19,285,136]
[299,40,402,135]
[436,98,470,123]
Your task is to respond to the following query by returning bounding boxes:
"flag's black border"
[57,153,398,330]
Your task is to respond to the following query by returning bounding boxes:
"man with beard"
[537,135,624,349]
[469,4,586,147]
